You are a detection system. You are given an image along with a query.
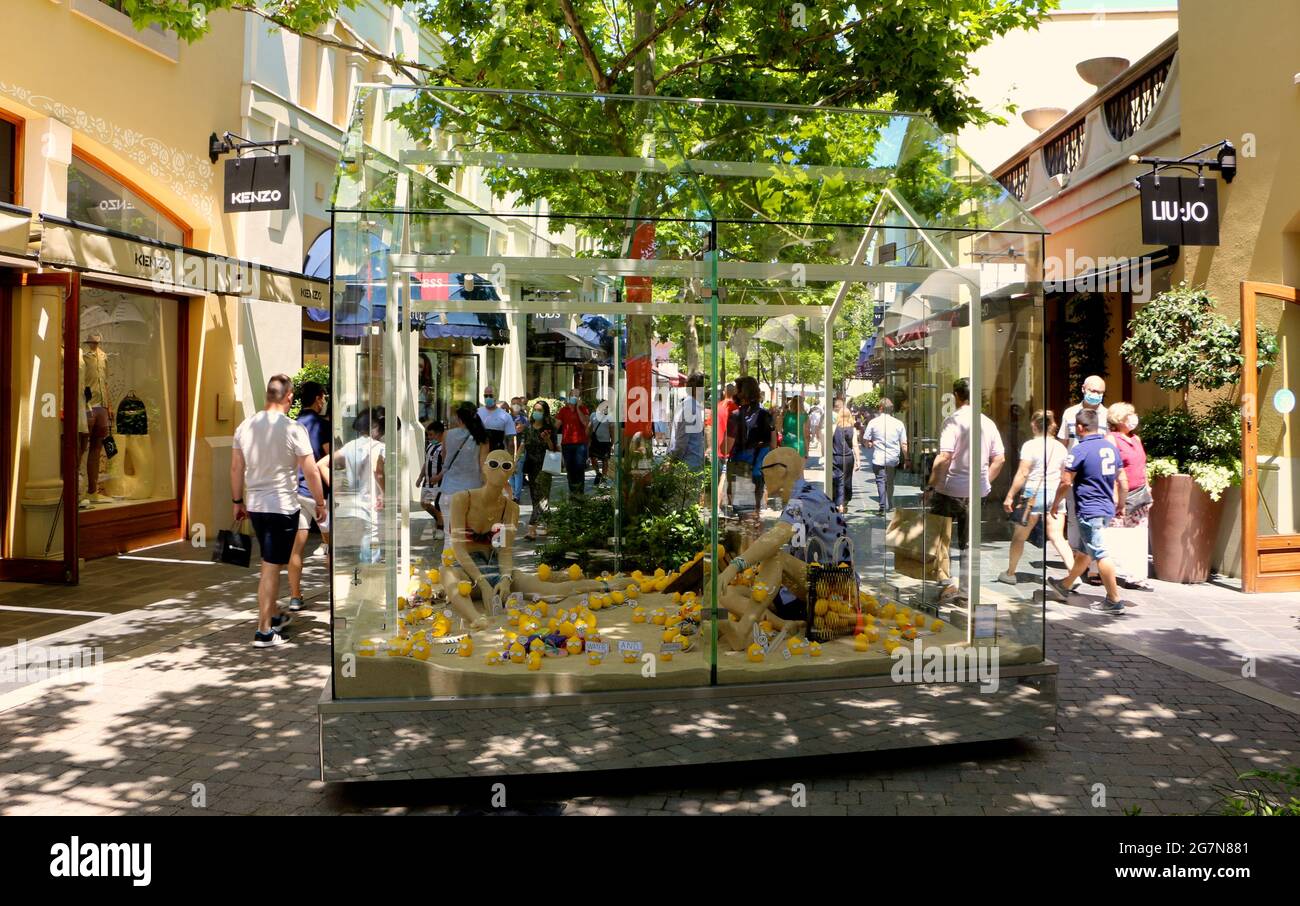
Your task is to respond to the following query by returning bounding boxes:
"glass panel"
[66,155,185,245]
[4,283,70,564]
[329,86,1047,700]
[1256,297,1300,538]
[0,117,17,206]
[77,285,179,510]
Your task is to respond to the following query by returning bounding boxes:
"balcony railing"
[1043,118,1085,178]
[1103,53,1173,142]
[998,157,1031,202]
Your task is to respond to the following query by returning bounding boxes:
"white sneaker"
[996,571,1017,585]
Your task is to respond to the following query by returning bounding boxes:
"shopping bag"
[1106,522,1149,582]
[542,449,564,476]
[213,520,253,567]
[886,507,951,581]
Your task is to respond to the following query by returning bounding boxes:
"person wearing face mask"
[476,385,517,454]
[509,397,528,501]
[556,389,591,496]
[1058,375,1109,585]
[1106,402,1154,591]
[521,401,558,539]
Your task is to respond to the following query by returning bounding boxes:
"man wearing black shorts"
[231,375,326,648]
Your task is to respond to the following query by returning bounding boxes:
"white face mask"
[1126,414,1139,431]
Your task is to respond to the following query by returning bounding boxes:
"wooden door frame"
[0,271,80,583]
[1240,280,1299,593]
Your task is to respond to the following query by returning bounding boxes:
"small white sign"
[585,641,610,655]
[617,640,644,654]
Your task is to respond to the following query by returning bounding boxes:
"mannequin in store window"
[80,332,113,504]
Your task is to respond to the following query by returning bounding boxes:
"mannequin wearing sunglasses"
[710,445,843,651]
[441,448,523,627]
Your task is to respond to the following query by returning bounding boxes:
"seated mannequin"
[712,446,851,650]
[441,448,521,629]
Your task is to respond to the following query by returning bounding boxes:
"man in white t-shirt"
[925,379,1006,600]
[476,385,517,454]
[1058,375,1108,583]
[232,375,326,649]
[864,398,908,514]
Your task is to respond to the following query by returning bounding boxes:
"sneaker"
[271,612,293,632]
[1089,598,1126,616]
[1047,576,1075,599]
[288,597,304,612]
[996,570,1017,585]
[253,631,288,648]
[1117,577,1154,591]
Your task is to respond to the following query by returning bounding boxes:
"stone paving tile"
[0,544,1298,815]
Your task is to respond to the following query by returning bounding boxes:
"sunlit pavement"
[0,532,1295,815]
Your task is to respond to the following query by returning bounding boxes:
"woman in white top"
[998,409,1074,582]
[428,401,488,504]
[325,408,389,563]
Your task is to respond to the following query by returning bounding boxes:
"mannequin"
[80,332,112,503]
[711,446,850,650]
[440,448,523,629]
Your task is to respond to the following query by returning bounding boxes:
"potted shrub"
[1120,285,1276,582]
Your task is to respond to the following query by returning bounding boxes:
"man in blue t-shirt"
[1048,408,1129,614]
[288,381,331,612]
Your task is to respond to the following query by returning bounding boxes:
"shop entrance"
[0,272,80,582]
[1241,281,1300,592]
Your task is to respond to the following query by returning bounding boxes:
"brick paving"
[0,545,1297,815]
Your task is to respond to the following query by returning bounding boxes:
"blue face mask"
[531,411,543,422]
[484,397,495,407]
[568,396,578,405]
[1083,391,1104,406]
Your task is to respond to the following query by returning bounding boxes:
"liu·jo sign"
[1139,175,1219,246]
[224,155,291,213]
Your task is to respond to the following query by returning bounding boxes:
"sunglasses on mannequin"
[486,459,513,471]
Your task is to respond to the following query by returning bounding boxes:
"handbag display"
[116,392,149,435]
[805,536,861,642]
[886,506,952,581]
[213,520,253,567]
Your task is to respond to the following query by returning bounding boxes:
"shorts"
[298,493,330,532]
[1076,515,1110,562]
[1020,488,1048,514]
[589,440,612,460]
[249,511,299,565]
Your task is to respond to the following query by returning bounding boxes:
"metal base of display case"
[318,661,1057,781]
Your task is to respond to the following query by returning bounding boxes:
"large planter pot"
[1149,474,1226,583]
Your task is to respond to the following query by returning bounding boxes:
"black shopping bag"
[213,520,253,567]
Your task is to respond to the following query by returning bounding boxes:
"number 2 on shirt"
[1099,447,1116,476]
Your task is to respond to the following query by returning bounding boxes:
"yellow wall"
[0,2,250,548]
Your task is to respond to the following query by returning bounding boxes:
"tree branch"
[557,0,613,92]
[607,0,706,82]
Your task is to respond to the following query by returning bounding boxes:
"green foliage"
[1140,401,1242,498]
[289,361,330,419]
[1216,767,1300,816]
[538,454,710,573]
[1121,284,1277,398]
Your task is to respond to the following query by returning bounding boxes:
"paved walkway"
[0,541,1296,815]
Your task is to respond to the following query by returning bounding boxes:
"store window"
[0,115,17,205]
[77,285,179,512]
[66,154,185,245]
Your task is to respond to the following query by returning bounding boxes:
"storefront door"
[0,272,80,582]
[1240,282,1300,593]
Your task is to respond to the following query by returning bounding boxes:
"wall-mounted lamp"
[209,131,298,165]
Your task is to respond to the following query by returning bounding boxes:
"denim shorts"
[1077,515,1110,562]
[1021,488,1048,514]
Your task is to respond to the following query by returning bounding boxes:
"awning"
[543,326,603,361]
[0,202,37,269]
[35,214,327,304]
[1046,245,1179,295]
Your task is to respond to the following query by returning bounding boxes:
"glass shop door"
[0,272,80,583]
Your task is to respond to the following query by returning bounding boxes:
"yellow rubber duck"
[425,567,441,584]
[566,636,583,655]
[746,643,765,663]
[588,651,603,666]
[506,608,520,626]
[442,549,456,566]
[537,562,552,582]
[931,619,944,633]
[808,642,823,657]
[881,603,897,618]
[654,568,666,579]
[673,633,693,652]
[457,636,474,657]
[535,602,549,617]
[626,585,640,600]
[631,607,646,624]
[623,651,638,664]
[567,563,583,581]
[559,620,576,639]
[529,637,545,653]
[357,638,382,657]
[527,651,543,671]
[509,642,526,664]
[457,580,472,598]
[412,639,432,661]
[611,591,625,605]
[853,633,870,652]
[787,637,806,657]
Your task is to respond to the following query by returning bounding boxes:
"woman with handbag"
[998,409,1073,583]
[1107,402,1154,591]
[427,403,488,507]
[522,400,559,540]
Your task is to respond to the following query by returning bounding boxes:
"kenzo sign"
[223,155,291,213]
